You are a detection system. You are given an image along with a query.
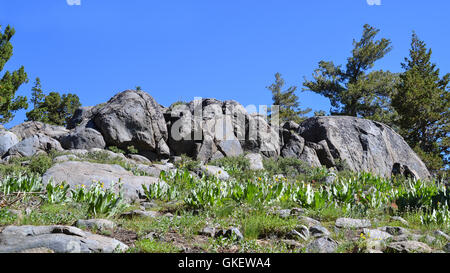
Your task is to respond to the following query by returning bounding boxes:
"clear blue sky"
[1,0,449,128]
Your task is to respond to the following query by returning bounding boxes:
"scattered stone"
[298,216,321,227]
[281,239,304,250]
[200,165,230,180]
[198,227,216,238]
[75,219,116,231]
[434,230,450,241]
[140,201,158,209]
[245,153,264,170]
[275,209,292,218]
[0,225,127,253]
[309,225,331,238]
[120,210,160,219]
[363,228,392,241]
[128,154,151,164]
[141,232,161,240]
[379,226,409,236]
[390,216,409,226]
[335,218,371,229]
[306,237,338,253]
[215,227,244,241]
[385,241,432,253]
[53,154,78,163]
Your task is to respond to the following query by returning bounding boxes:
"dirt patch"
[111,228,138,246]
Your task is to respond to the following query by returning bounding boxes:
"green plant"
[29,154,53,175]
[127,145,139,154]
[108,146,125,154]
[70,180,129,217]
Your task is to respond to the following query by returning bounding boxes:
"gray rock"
[434,230,450,241]
[298,216,321,227]
[274,209,292,218]
[67,149,89,156]
[309,225,331,238]
[94,90,169,158]
[200,165,230,180]
[128,154,151,164]
[216,227,244,241]
[53,154,78,163]
[363,228,392,241]
[60,128,106,150]
[0,225,127,253]
[335,218,371,229]
[390,216,409,226]
[380,226,409,236]
[42,161,162,203]
[286,229,308,241]
[444,243,450,253]
[245,153,264,170]
[75,219,116,231]
[298,116,430,179]
[120,210,160,219]
[198,226,216,237]
[385,241,432,253]
[217,139,243,158]
[306,237,338,253]
[5,133,63,158]
[0,131,19,157]
[10,121,69,140]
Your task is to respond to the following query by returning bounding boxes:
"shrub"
[29,154,53,175]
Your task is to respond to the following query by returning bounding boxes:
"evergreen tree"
[267,72,311,124]
[0,25,28,124]
[392,32,450,171]
[26,77,46,122]
[303,24,398,126]
[26,79,81,127]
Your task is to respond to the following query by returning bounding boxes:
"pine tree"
[303,24,398,126]
[0,25,28,124]
[267,72,311,124]
[26,77,46,122]
[392,32,450,172]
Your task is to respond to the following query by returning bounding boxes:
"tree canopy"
[267,72,311,124]
[392,32,450,172]
[0,25,28,124]
[303,24,398,126]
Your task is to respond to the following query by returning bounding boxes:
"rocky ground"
[0,89,448,253]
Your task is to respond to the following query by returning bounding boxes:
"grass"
[0,154,448,253]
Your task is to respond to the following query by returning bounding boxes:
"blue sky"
[1,0,449,128]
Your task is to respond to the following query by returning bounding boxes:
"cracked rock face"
[297,116,430,180]
[93,90,170,158]
[42,161,162,202]
[0,225,128,253]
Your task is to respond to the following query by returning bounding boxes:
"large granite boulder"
[42,161,161,202]
[10,121,69,140]
[4,133,63,158]
[0,225,127,253]
[59,127,106,150]
[297,116,430,179]
[166,98,280,161]
[0,131,19,157]
[93,90,170,158]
